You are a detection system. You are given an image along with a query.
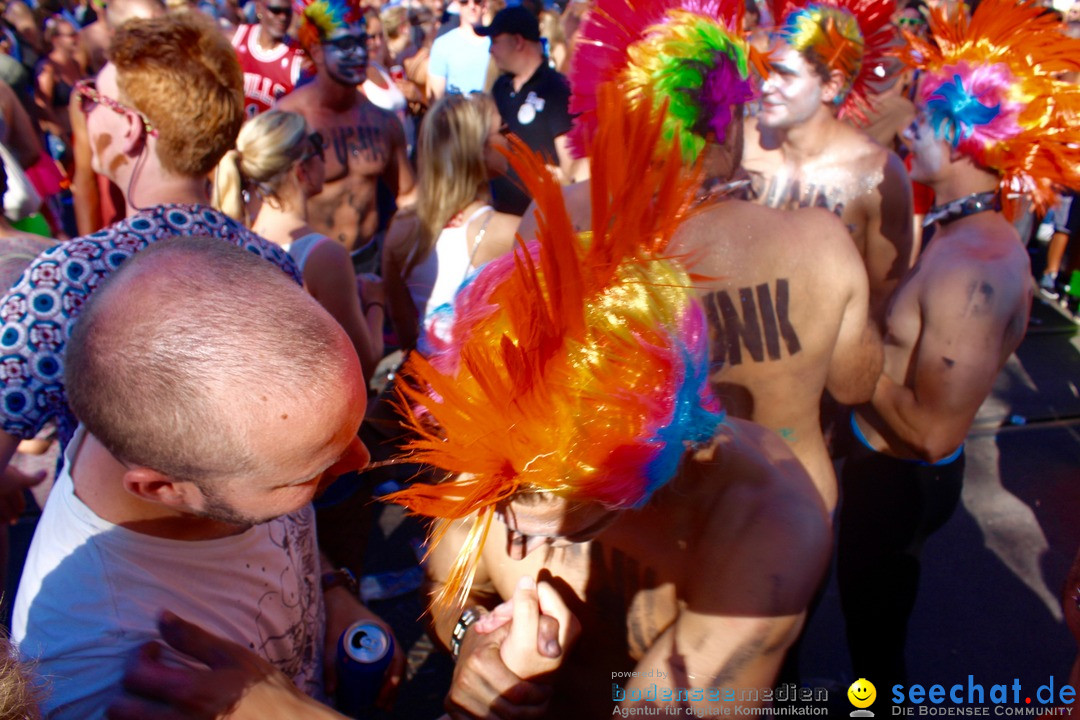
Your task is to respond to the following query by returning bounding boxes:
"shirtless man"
[279,0,415,254]
[520,3,881,511]
[742,0,915,327]
[837,0,1080,690]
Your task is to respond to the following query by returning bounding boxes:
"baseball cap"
[475,6,541,41]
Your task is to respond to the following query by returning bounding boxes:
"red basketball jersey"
[231,24,307,116]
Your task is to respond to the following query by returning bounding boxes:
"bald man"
[12,237,392,719]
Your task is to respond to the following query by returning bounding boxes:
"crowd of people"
[0,0,1073,717]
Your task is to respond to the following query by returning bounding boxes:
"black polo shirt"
[490,62,573,216]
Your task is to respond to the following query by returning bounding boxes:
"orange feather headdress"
[902,0,1080,216]
[385,86,723,611]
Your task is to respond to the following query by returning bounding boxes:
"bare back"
[856,212,1031,460]
[278,85,412,251]
[672,202,879,511]
[743,118,916,325]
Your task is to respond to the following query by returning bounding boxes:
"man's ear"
[308,41,324,67]
[119,108,149,156]
[122,466,199,510]
[821,68,846,106]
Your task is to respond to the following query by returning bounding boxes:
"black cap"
[475,6,541,42]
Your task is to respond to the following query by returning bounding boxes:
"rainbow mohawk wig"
[568,0,756,161]
[297,0,363,51]
[387,86,723,611]
[771,0,894,121]
[902,0,1080,216]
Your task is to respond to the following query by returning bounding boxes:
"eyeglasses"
[322,34,368,53]
[300,131,325,163]
[73,78,158,137]
[265,4,291,14]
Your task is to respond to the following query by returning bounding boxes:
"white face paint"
[321,23,368,86]
[903,112,948,184]
[759,46,826,130]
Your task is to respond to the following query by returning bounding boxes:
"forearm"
[827,322,883,405]
[869,373,958,461]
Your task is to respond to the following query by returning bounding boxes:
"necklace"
[923,190,1000,228]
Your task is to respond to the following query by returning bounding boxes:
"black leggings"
[837,440,964,691]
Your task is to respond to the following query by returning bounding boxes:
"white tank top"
[362,63,407,126]
[406,205,493,333]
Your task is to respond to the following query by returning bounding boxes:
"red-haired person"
[0,13,300,540]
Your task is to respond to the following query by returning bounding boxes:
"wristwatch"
[321,567,359,597]
[450,606,482,659]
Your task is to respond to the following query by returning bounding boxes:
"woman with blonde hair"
[382,92,518,350]
[213,109,384,385]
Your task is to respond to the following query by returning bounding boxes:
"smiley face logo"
[848,678,877,710]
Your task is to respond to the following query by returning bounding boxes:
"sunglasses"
[300,131,325,162]
[462,0,485,6]
[72,78,158,137]
[265,4,291,14]
[897,16,925,26]
[322,34,368,53]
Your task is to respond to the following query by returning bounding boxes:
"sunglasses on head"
[322,34,368,52]
[72,78,158,137]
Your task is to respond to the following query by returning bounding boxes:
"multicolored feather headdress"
[902,0,1080,216]
[568,0,756,162]
[297,0,364,51]
[387,86,723,611]
[770,0,895,121]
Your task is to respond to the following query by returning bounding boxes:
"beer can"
[335,621,394,718]
[390,65,405,83]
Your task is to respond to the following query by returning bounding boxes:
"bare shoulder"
[685,418,830,612]
[361,97,401,126]
[276,84,316,112]
[921,227,1031,313]
[383,209,422,256]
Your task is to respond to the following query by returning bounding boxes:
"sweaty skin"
[671,202,881,511]
[430,418,831,718]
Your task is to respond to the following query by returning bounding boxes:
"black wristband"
[321,567,359,597]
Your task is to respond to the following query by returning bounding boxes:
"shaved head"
[66,237,361,483]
